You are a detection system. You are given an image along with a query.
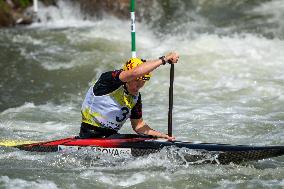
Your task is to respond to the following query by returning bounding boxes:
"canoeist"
[79,52,179,139]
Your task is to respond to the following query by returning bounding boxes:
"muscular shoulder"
[93,70,124,96]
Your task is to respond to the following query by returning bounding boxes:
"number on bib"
[116,107,129,122]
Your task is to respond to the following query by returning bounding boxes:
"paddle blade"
[0,140,38,147]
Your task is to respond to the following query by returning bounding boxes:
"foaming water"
[0,176,58,189]
[29,0,95,28]
[252,0,284,38]
[0,102,79,141]
[138,33,284,146]
[1,29,284,189]
[1,147,282,189]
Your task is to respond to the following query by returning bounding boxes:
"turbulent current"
[0,0,284,188]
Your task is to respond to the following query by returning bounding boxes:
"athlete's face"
[126,79,146,95]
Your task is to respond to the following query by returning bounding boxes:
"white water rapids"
[0,0,283,188]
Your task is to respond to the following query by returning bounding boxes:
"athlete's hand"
[166,135,176,141]
[165,52,179,64]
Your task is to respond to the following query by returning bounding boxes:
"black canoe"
[16,134,284,164]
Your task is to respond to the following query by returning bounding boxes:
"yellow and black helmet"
[123,58,151,81]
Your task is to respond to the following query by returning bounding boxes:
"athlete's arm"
[119,52,179,82]
[131,118,175,140]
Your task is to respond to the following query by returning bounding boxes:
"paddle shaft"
[168,63,174,137]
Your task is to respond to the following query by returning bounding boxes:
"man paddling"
[79,52,179,140]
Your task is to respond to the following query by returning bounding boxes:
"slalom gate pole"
[33,0,38,14]
[130,0,136,58]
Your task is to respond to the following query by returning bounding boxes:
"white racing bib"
[81,86,139,130]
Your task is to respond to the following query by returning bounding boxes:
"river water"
[0,0,284,188]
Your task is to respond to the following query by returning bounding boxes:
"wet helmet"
[122,58,151,81]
